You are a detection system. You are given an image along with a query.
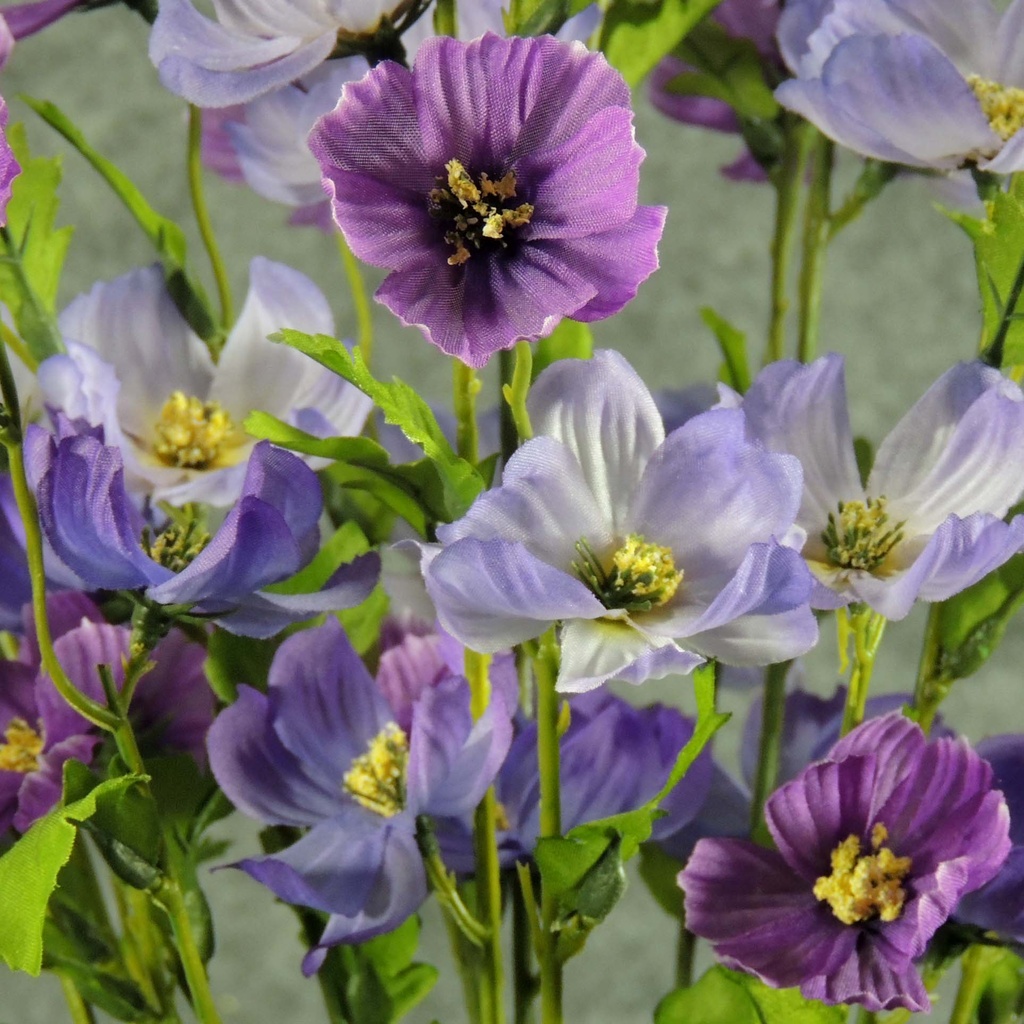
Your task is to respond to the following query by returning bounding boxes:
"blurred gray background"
[1,4,1019,1021]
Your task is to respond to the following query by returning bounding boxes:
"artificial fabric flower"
[149,0,419,106]
[206,618,512,972]
[776,0,1024,172]
[310,33,666,367]
[424,350,817,692]
[28,432,379,638]
[681,713,1011,1012]
[0,477,31,631]
[0,96,19,224]
[37,258,370,507]
[730,355,1024,618]
[0,0,83,68]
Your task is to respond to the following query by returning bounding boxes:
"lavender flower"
[310,34,666,367]
[681,713,1011,1011]
[206,618,512,971]
[27,432,379,638]
[0,476,31,631]
[0,96,19,225]
[730,355,1024,618]
[149,0,415,107]
[424,350,817,693]
[776,0,1024,172]
[37,258,370,507]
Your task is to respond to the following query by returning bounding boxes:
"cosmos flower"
[729,355,1024,618]
[424,350,817,693]
[680,713,1011,1012]
[776,0,1024,172]
[37,258,371,507]
[206,618,512,972]
[310,33,666,367]
[27,433,379,638]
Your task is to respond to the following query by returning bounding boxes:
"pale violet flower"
[731,355,1024,618]
[37,258,371,508]
[423,350,817,693]
[776,0,1024,172]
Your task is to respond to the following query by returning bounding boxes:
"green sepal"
[0,762,145,974]
[205,628,283,703]
[701,306,750,393]
[599,0,724,87]
[0,121,71,363]
[22,97,220,346]
[531,319,594,380]
[655,966,847,1024]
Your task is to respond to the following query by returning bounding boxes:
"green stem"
[501,341,534,447]
[153,877,223,1024]
[838,606,887,736]
[434,0,457,35]
[116,880,178,1020]
[765,119,812,364]
[797,133,834,364]
[675,923,696,989]
[465,650,506,1024]
[335,230,374,370]
[453,360,481,464]
[187,105,233,338]
[499,348,517,466]
[983,244,1024,368]
[950,946,999,1024]
[910,604,947,735]
[533,629,563,1024]
[750,661,790,839]
[416,815,488,946]
[512,879,539,1024]
[58,972,96,1024]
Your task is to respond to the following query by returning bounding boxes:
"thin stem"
[117,880,178,1020]
[434,0,456,35]
[674,923,696,989]
[983,245,1024,368]
[335,230,374,370]
[453,361,481,464]
[187,105,233,338]
[416,815,488,947]
[533,629,563,1024]
[750,660,790,839]
[501,341,534,447]
[499,348,517,466]
[512,879,539,1024]
[58,972,96,1024]
[765,118,812,364]
[911,604,947,735]
[838,606,887,736]
[950,946,999,1024]
[797,133,834,364]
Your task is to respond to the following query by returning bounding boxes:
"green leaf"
[637,843,685,919]
[600,0,723,86]
[670,20,779,121]
[701,306,750,393]
[656,966,846,1024]
[0,122,71,362]
[268,331,485,521]
[531,319,594,380]
[23,97,219,345]
[507,0,568,34]
[204,627,282,703]
[0,766,143,974]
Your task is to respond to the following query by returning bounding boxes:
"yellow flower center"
[813,823,912,926]
[429,159,534,266]
[141,520,210,573]
[821,497,905,574]
[154,391,238,470]
[967,74,1024,141]
[0,718,44,774]
[343,723,409,818]
[574,534,684,613]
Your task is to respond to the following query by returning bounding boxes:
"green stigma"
[574,534,683,613]
[967,74,1024,142]
[428,159,534,266]
[821,497,904,574]
[343,723,409,818]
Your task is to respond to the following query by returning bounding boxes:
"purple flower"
[0,0,80,67]
[27,432,379,638]
[681,713,1011,1012]
[0,476,31,631]
[148,0,412,106]
[206,618,512,971]
[424,350,817,693]
[0,96,20,225]
[309,34,666,367]
[38,259,371,507]
[776,0,1024,172]
[956,734,1024,942]
[731,355,1024,618]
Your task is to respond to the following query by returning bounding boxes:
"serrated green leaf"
[701,306,750,393]
[269,331,485,522]
[531,319,594,380]
[23,97,218,344]
[0,767,143,974]
[600,0,722,86]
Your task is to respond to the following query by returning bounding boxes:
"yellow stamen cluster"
[967,74,1024,142]
[813,823,912,926]
[154,391,237,470]
[429,159,534,266]
[574,534,683,613]
[821,496,904,574]
[0,718,44,774]
[343,723,409,818]
[142,520,210,573]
